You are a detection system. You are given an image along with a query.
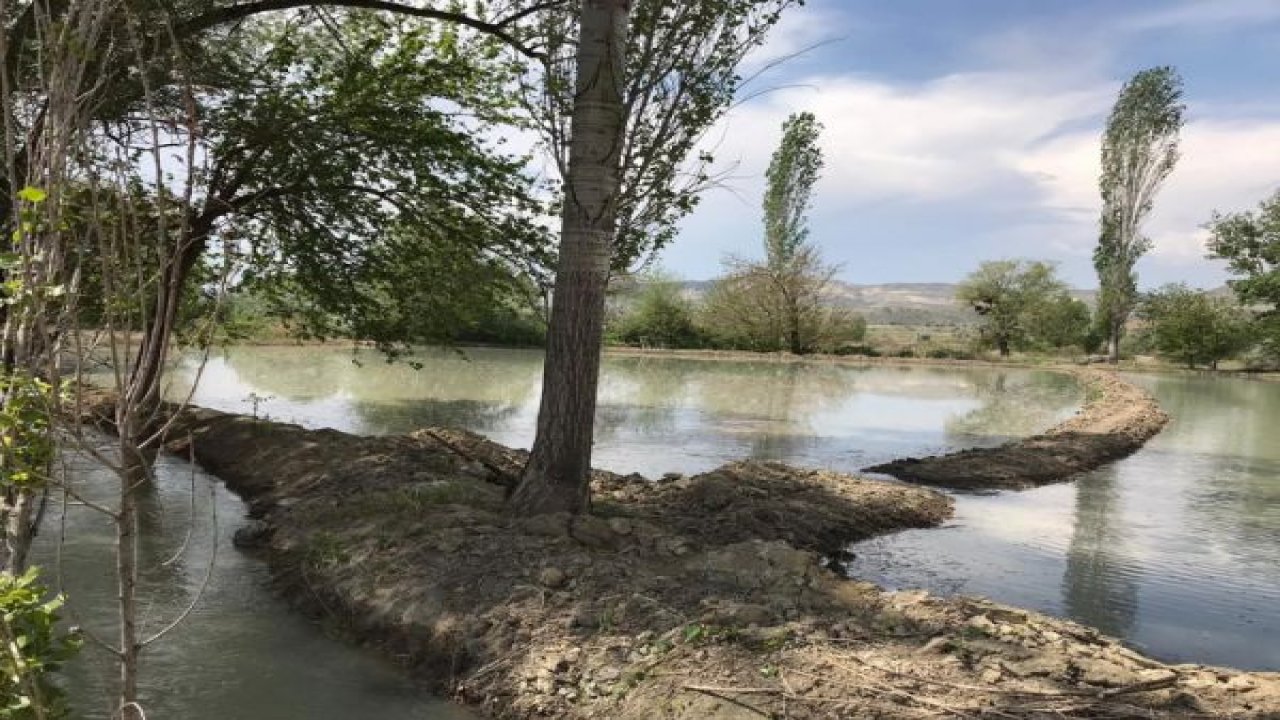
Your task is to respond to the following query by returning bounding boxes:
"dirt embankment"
[866,369,1170,490]
[116,402,1279,720]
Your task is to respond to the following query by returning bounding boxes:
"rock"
[607,517,633,536]
[538,567,568,589]
[888,589,929,607]
[1074,658,1141,688]
[979,667,1003,684]
[596,666,623,683]
[965,614,996,634]
[693,540,818,592]
[232,519,272,549]
[1003,654,1068,678]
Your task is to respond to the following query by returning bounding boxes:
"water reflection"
[172,347,1078,479]
[33,443,472,720]
[849,373,1280,670]
[947,371,1080,441]
[1063,471,1138,639]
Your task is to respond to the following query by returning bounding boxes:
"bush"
[832,344,880,357]
[926,348,974,360]
[0,568,80,719]
[895,348,916,358]
[610,278,704,349]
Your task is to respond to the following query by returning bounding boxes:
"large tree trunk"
[508,0,630,515]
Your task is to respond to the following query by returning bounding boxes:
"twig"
[681,685,774,717]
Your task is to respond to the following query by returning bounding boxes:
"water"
[31,444,476,719]
[848,373,1280,670]
[172,345,1082,478]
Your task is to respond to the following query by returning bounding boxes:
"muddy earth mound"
[865,369,1170,490]
[123,404,1280,719]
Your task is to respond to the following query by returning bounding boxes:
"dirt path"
[865,369,1170,490]
[107,398,1278,720]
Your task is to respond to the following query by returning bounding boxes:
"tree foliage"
[956,260,1075,356]
[1138,284,1254,369]
[1093,66,1184,362]
[0,569,80,720]
[522,0,799,270]
[195,15,552,352]
[1207,190,1280,313]
[764,112,824,268]
[609,274,704,348]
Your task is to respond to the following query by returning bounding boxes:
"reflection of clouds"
[850,373,1280,670]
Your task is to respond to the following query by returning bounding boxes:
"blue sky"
[661,0,1280,289]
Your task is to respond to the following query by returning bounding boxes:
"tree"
[700,248,859,353]
[150,13,552,364]
[765,112,825,354]
[956,260,1072,357]
[699,112,847,355]
[610,273,703,348]
[1024,294,1092,351]
[1093,66,1184,363]
[522,0,799,270]
[1139,284,1254,369]
[507,0,631,516]
[1207,190,1280,358]
[508,0,797,514]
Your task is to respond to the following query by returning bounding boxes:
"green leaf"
[17,186,47,203]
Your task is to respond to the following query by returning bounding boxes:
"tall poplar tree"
[763,111,825,354]
[1093,66,1184,363]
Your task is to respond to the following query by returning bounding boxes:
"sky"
[659,0,1280,290]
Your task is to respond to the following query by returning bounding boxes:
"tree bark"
[116,430,145,720]
[1106,326,1121,364]
[508,0,629,516]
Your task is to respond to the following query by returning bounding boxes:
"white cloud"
[705,70,1115,207]
[1123,0,1280,31]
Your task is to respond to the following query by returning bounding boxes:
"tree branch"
[177,0,550,59]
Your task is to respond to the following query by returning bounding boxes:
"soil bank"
[101,386,1280,719]
[865,369,1169,490]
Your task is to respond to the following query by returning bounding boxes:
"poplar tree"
[1093,66,1184,363]
[763,112,825,354]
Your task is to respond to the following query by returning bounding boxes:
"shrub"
[0,568,80,719]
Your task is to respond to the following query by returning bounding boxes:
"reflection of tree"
[1062,470,1138,639]
[593,357,691,439]
[354,398,525,435]
[946,370,1080,441]
[689,360,857,423]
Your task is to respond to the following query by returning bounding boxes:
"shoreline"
[865,369,1170,490]
[88,370,1280,719]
